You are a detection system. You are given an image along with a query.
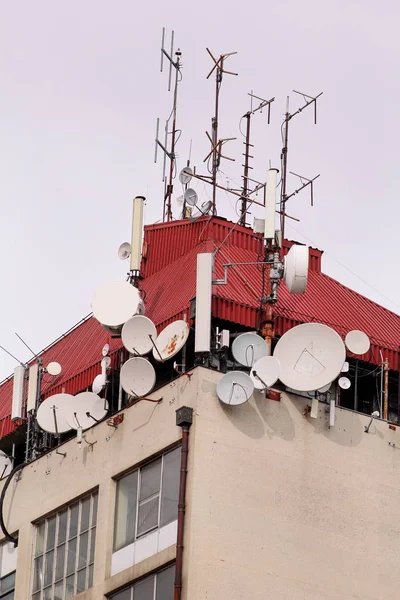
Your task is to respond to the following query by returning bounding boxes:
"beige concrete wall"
[183,368,400,600]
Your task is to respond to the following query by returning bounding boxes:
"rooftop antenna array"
[154,28,183,222]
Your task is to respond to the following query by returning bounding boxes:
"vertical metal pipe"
[354,359,358,411]
[384,358,389,420]
[240,113,251,225]
[280,97,290,240]
[174,424,191,600]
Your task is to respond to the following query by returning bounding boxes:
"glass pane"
[134,575,155,600]
[111,588,131,600]
[69,504,79,539]
[114,471,137,551]
[1,592,14,600]
[156,565,175,600]
[137,495,159,536]
[57,510,68,544]
[43,586,53,600]
[32,594,40,600]
[36,522,45,556]
[46,517,56,550]
[78,531,89,569]
[67,537,77,575]
[76,568,86,594]
[44,550,54,587]
[55,543,65,581]
[0,571,15,593]
[88,563,94,588]
[65,574,75,599]
[80,497,90,532]
[161,448,180,527]
[54,580,63,600]
[91,494,98,527]
[89,527,96,564]
[33,555,43,592]
[140,459,161,500]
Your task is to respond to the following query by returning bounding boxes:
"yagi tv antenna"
[66,392,109,430]
[232,333,269,367]
[91,281,143,334]
[152,320,190,362]
[250,356,280,390]
[120,357,156,398]
[273,323,346,392]
[217,371,254,406]
[345,330,370,355]
[118,242,131,261]
[122,315,157,356]
[36,394,73,435]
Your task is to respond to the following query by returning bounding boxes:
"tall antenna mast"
[240,92,274,226]
[154,28,182,222]
[205,49,238,216]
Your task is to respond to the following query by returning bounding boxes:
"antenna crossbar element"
[286,172,320,206]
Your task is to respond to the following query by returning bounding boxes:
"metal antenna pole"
[280,97,290,240]
[163,49,181,222]
[240,112,251,225]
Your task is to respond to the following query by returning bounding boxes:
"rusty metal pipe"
[174,422,191,600]
[383,358,389,421]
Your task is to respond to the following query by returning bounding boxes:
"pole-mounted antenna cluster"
[154,28,182,222]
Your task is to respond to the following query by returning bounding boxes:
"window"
[0,540,18,599]
[110,564,175,600]
[32,491,98,600]
[114,447,180,551]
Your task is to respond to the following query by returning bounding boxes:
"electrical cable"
[0,462,25,546]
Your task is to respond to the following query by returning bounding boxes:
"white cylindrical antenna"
[27,363,39,412]
[12,365,25,421]
[194,252,213,353]
[130,196,145,272]
[264,168,279,241]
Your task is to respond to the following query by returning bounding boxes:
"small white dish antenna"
[92,373,106,394]
[217,371,254,406]
[46,362,62,376]
[184,188,198,207]
[102,343,110,357]
[345,330,370,355]
[317,382,332,394]
[118,242,132,261]
[191,200,213,219]
[341,361,349,373]
[66,392,109,430]
[152,320,190,362]
[179,167,193,185]
[0,451,12,478]
[338,376,351,390]
[273,323,346,392]
[250,356,280,390]
[122,315,157,356]
[284,245,309,294]
[36,394,73,434]
[232,333,269,367]
[101,356,111,372]
[92,281,142,332]
[120,357,156,397]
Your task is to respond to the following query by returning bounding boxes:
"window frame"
[0,570,16,598]
[108,563,175,600]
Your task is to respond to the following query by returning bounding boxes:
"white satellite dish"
[273,323,346,392]
[345,330,370,355]
[317,382,332,394]
[46,362,62,376]
[232,333,269,367]
[338,376,351,390]
[122,315,157,356]
[0,451,12,478]
[92,373,106,394]
[120,357,156,397]
[66,392,109,430]
[92,281,142,332]
[191,200,213,219]
[179,167,193,185]
[101,356,111,372]
[217,371,254,406]
[152,320,190,362]
[118,242,132,260]
[184,188,198,207]
[341,361,349,373]
[36,394,73,434]
[250,356,280,390]
[284,245,309,294]
[102,343,110,357]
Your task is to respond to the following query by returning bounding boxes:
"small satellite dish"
[101,356,111,371]
[120,357,156,397]
[179,167,193,185]
[36,394,73,434]
[153,320,190,362]
[284,245,309,294]
[92,281,142,332]
[122,315,157,356]
[317,382,332,394]
[102,343,110,357]
[232,333,269,367]
[66,392,108,430]
[46,362,62,376]
[273,323,346,392]
[184,188,198,207]
[191,200,213,219]
[338,376,351,390]
[217,371,254,406]
[0,451,12,479]
[341,361,349,373]
[345,330,370,355]
[92,373,106,394]
[118,242,132,261]
[250,356,280,390]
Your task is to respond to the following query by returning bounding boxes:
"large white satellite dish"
[66,392,109,430]
[153,320,190,362]
[0,451,12,478]
[273,323,346,392]
[92,373,106,394]
[118,242,132,260]
[120,357,156,397]
[250,356,280,390]
[217,371,254,406]
[122,315,157,356]
[284,245,309,294]
[179,167,193,185]
[92,281,142,332]
[345,330,370,355]
[46,362,62,376]
[184,188,198,207]
[232,333,269,367]
[37,394,73,434]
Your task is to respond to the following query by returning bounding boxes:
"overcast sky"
[0,0,399,380]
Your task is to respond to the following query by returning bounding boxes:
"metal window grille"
[109,564,175,600]
[31,491,98,600]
